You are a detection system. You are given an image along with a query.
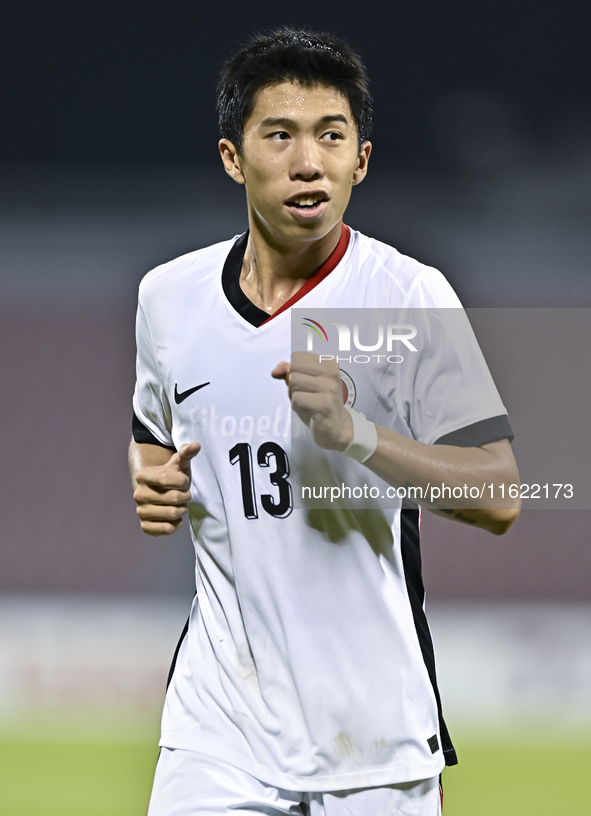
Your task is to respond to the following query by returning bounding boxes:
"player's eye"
[270,131,291,141]
[321,131,343,141]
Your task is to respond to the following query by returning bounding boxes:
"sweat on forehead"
[245,82,353,125]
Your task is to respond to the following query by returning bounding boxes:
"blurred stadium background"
[1,2,590,813]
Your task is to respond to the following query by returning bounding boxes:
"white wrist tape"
[342,407,378,463]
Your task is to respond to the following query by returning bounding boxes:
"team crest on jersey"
[340,369,356,408]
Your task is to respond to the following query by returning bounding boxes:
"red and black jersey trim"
[221,225,351,328]
[400,508,458,767]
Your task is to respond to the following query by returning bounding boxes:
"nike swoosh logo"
[174,382,210,404]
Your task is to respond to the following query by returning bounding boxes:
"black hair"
[217,27,373,151]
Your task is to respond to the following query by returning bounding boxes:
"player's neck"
[240,219,342,316]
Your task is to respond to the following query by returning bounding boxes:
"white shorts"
[147,748,443,816]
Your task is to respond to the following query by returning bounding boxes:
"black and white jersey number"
[229,442,293,519]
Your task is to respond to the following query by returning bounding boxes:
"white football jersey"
[132,227,511,791]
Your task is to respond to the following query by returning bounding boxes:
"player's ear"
[219,139,246,185]
[352,141,372,186]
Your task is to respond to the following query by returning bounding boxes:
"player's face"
[219,82,371,244]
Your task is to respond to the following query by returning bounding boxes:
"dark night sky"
[3,0,590,165]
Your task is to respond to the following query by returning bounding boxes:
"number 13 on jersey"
[230,442,293,519]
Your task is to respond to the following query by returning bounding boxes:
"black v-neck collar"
[221,232,270,328]
[221,225,351,328]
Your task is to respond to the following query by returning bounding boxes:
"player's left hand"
[271,352,353,451]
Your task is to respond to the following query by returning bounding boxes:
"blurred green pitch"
[0,739,158,816]
[0,735,589,815]
[444,737,590,816]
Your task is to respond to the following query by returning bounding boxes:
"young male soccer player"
[129,28,520,815]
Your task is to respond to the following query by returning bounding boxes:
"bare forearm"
[128,438,175,490]
[365,428,521,534]
[366,428,517,495]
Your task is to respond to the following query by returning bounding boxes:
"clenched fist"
[271,352,353,451]
[132,442,200,536]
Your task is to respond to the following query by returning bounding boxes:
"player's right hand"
[133,442,201,536]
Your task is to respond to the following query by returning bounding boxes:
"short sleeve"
[435,415,514,447]
[401,306,510,447]
[132,299,174,448]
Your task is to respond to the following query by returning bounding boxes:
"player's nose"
[289,137,323,180]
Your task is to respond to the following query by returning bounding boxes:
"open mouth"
[286,194,329,212]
